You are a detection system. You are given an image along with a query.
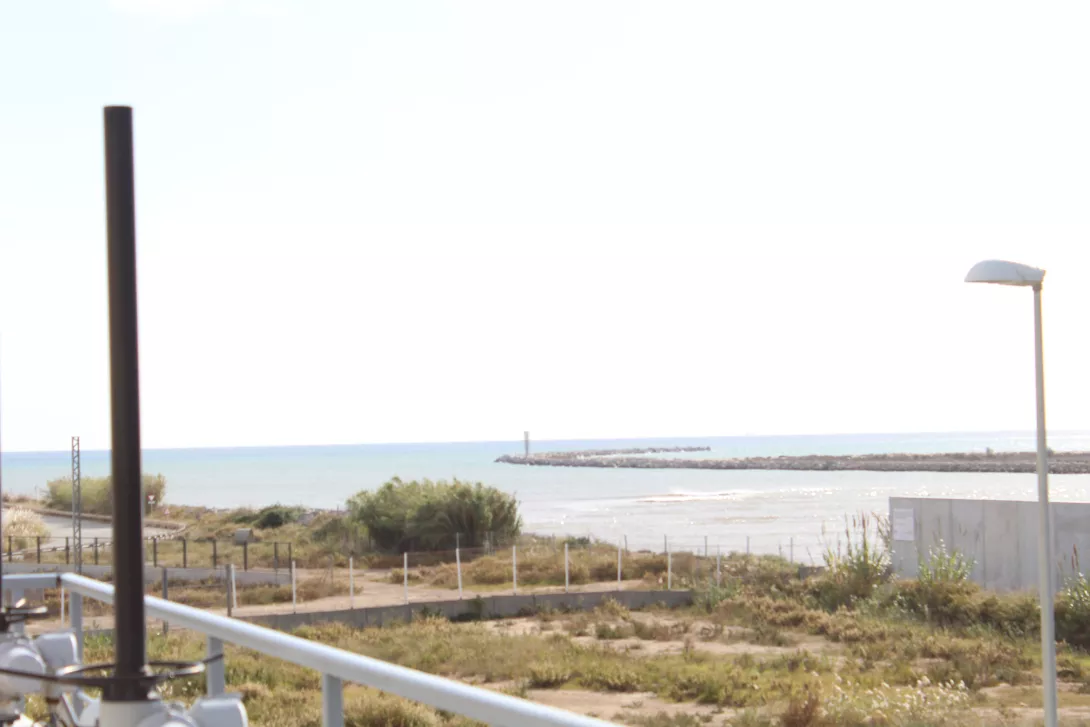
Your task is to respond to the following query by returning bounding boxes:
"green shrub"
[889,579,1039,639]
[46,474,167,516]
[812,512,890,611]
[347,477,521,552]
[253,505,306,529]
[527,661,571,688]
[1057,572,1090,649]
[918,539,974,585]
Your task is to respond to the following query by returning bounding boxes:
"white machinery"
[0,606,248,727]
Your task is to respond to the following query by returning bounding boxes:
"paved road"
[3,510,174,541]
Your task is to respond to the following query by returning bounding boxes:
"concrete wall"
[242,589,694,631]
[1,562,289,586]
[889,497,1090,592]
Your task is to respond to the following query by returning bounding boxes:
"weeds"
[814,512,890,610]
[917,539,974,585]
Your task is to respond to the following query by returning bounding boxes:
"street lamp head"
[965,259,1045,287]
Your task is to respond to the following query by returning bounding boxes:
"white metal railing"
[3,573,616,727]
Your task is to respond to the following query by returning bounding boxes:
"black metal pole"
[104,105,149,699]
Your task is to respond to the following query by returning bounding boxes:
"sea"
[5,431,1090,559]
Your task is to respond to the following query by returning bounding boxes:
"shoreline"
[496,449,1090,474]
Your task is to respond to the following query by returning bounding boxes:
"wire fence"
[0,536,293,571]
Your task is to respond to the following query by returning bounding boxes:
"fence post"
[243,542,249,572]
[617,540,622,590]
[7,536,11,562]
[274,542,279,573]
[291,560,297,613]
[716,545,721,586]
[60,587,65,624]
[667,541,672,590]
[71,591,83,663]
[564,543,569,593]
[288,542,293,567]
[322,674,345,727]
[456,547,463,600]
[65,537,70,565]
[403,552,409,605]
[36,537,41,564]
[206,636,224,697]
[212,540,218,569]
[225,564,235,617]
[182,538,188,569]
[348,557,354,609]
[94,537,99,565]
[152,538,158,568]
[162,568,169,634]
[512,546,518,595]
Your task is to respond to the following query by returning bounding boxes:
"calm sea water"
[6,431,1090,557]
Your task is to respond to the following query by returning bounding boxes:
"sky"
[1,1,1089,451]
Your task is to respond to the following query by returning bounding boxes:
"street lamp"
[965,259,1055,727]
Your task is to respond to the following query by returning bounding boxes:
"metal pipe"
[161,568,169,634]
[1033,285,1058,727]
[323,674,345,727]
[206,636,224,697]
[71,591,83,663]
[103,104,148,698]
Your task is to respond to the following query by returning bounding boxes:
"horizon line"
[4,428,1086,456]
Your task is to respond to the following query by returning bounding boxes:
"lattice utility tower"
[71,435,82,574]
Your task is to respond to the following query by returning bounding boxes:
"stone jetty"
[495,449,1090,474]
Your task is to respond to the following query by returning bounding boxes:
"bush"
[811,513,890,611]
[1057,572,1090,649]
[46,474,167,516]
[253,505,306,529]
[1,508,49,550]
[347,477,521,552]
[918,540,974,585]
[888,579,1039,639]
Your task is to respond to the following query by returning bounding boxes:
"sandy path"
[30,575,655,633]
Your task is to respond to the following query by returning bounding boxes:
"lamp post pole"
[966,260,1055,727]
[1032,283,1058,727]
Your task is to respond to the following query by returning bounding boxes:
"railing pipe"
[322,674,344,727]
[52,573,616,727]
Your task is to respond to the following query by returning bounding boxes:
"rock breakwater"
[495,449,1090,474]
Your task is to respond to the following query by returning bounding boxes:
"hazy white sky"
[2,1,1089,451]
